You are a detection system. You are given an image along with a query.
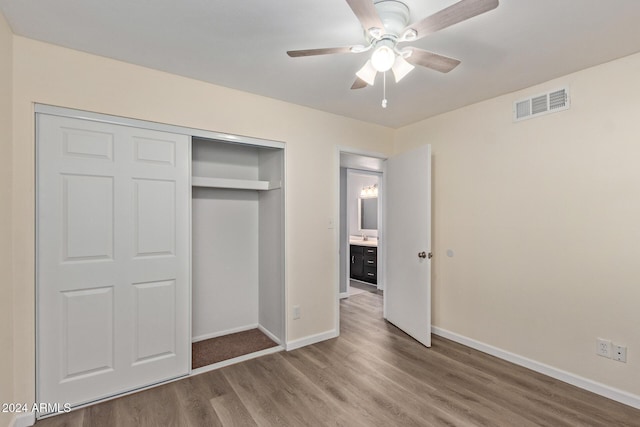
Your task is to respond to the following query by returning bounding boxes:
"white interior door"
[384,144,432,347]
[37,114,190,412]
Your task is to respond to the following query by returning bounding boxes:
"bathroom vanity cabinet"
[350,244,377,284]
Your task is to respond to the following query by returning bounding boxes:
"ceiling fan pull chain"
[382,72,388,108]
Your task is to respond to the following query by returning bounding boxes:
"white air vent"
[513,87,570,122]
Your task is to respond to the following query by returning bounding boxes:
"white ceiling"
[2,0,640,128]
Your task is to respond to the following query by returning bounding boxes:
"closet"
[35,105,285,417]
[191,137,285,367]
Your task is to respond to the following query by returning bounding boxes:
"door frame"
[334,146,388,332]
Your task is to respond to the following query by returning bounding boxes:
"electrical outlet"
[293,305,301,320]
[613,344,627,363]
[597,338,612,358]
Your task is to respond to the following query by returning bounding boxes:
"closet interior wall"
[191,138,284,346]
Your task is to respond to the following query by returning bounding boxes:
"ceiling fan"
[287,0,499,90]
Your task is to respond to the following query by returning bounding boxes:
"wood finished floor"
[36,292,640,426]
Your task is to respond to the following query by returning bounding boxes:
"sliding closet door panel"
[37,114,190,412]
[116,126,190,390]
[38,116,120,407]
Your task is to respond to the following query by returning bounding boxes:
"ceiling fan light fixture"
[371,44,395,72]
[391,55,414,82]
[356,60,378,86]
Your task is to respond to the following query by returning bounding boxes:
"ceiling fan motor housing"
[374,0,410,38]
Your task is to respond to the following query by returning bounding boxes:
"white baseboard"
[286,329,338,351]
[432,326,640,410]
[257,324,281,345]
[192,323,258,343]
[10,412,35,427]
[339,292,349,299]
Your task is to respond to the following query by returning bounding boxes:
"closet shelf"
[192,176,281,191]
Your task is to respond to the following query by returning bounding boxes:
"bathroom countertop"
[349,238,378,247]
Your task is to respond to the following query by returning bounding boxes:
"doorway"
[337,150,386,313]
[336,144,433,347]
[343,169,383,297]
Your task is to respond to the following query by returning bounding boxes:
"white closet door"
[37,114,190,410]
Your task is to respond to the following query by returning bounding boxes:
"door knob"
[418,251,427,259]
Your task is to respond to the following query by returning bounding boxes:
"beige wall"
[9,22,640,410]
[0,11,13,427]
[395,52,640,396]
[11,36,393,404]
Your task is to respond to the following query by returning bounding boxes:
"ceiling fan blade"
[351,77,368,90]
[402,0,498,41]
[287,47,353,57]
[404,48,461,73]
[345,0,384,32]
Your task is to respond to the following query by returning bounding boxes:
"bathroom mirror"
[359,197,378,231]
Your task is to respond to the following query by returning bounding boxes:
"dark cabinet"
[350,245,377,284]
[351,247,364,278]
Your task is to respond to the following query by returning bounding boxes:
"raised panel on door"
[133,179,176,257]
[62,174,114,262]
[133,136,176,166]
[132,280,176,365]
[37,113,190,414]
[61,127,114,161]
[61,287,114,380]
